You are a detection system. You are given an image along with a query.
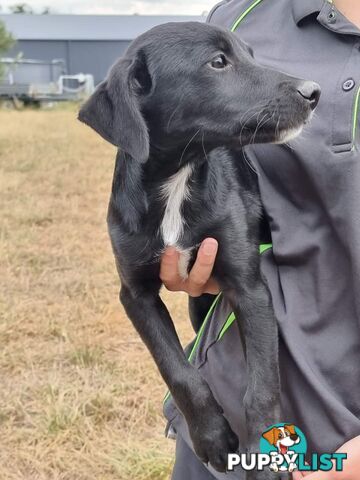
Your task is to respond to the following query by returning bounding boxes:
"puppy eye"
[278,433,283,439]
[210,54,228,69]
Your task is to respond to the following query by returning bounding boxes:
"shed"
[0,14,205,84]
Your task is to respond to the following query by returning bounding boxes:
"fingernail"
[164,247,177,257]
[202,240,218,256]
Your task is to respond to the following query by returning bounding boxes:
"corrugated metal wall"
[8,40,131,84]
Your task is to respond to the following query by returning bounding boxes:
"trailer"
[0,57,94,107]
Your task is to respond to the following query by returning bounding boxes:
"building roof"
[0,14,206,41]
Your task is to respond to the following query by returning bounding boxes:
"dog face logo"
[262,424,300,455]
[260,423,307,473]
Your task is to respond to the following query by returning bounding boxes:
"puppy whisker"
[179,129,201,166]
[201,131,209,162]
[166,100,182,132]
[240,107,266,144]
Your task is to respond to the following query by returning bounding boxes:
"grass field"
[0,108,193,480]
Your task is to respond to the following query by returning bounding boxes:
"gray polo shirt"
[165,1,360,478]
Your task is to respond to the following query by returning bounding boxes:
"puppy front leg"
[120,285,239,472]
[229,280,281,480]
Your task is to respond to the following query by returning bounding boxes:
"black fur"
[79,22,320,478]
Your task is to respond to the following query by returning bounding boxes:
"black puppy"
[79,22,320,478]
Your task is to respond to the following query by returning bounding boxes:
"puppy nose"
[290,434,298,441]
[297,81,321,110]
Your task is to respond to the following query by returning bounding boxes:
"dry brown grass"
[0,109,193,480]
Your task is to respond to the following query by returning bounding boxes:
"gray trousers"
[172,435,216,480]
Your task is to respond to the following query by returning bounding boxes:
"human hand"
[160,238,220,297]
[292,435,360,480]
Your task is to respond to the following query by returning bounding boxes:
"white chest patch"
[160,164,193,280]
[160,164,193,246]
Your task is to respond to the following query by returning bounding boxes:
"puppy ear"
[78,52,151,163]
[78,80,115,145]
[262,428,277,446]
[284,424,296,435]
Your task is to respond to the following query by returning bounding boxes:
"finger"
[292,472,307,479]
[203,278,221,295]
[160,247,181,289]
[292,472,302,479]
[304,471,337,480]
[187,239,218,297]
[292,462,314,479]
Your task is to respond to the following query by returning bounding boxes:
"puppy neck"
[146,140,209,180]
[109,142,213,235]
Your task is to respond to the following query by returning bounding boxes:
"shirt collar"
[292,0,328,24]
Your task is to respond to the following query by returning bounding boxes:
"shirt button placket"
[332,47,359,153]
[327,9,337,24]
[343,79,355,92]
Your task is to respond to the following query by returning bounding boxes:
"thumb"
[303,471,336,480]
[292,472,308,479]
[292,467,313,479]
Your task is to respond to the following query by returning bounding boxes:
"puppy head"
[79,22,320,161]
[262,424,300,448]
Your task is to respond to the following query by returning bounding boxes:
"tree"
[0,21,15,52]
[0,21,15,78]
[9,3,33,14]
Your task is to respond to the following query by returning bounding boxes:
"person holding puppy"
[161,0,360,478]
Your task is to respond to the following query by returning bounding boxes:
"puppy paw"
[190,413,239,472]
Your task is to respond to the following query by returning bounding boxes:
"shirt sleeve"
[206,0,253,27]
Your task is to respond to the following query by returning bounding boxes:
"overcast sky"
[0,0,212,15]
